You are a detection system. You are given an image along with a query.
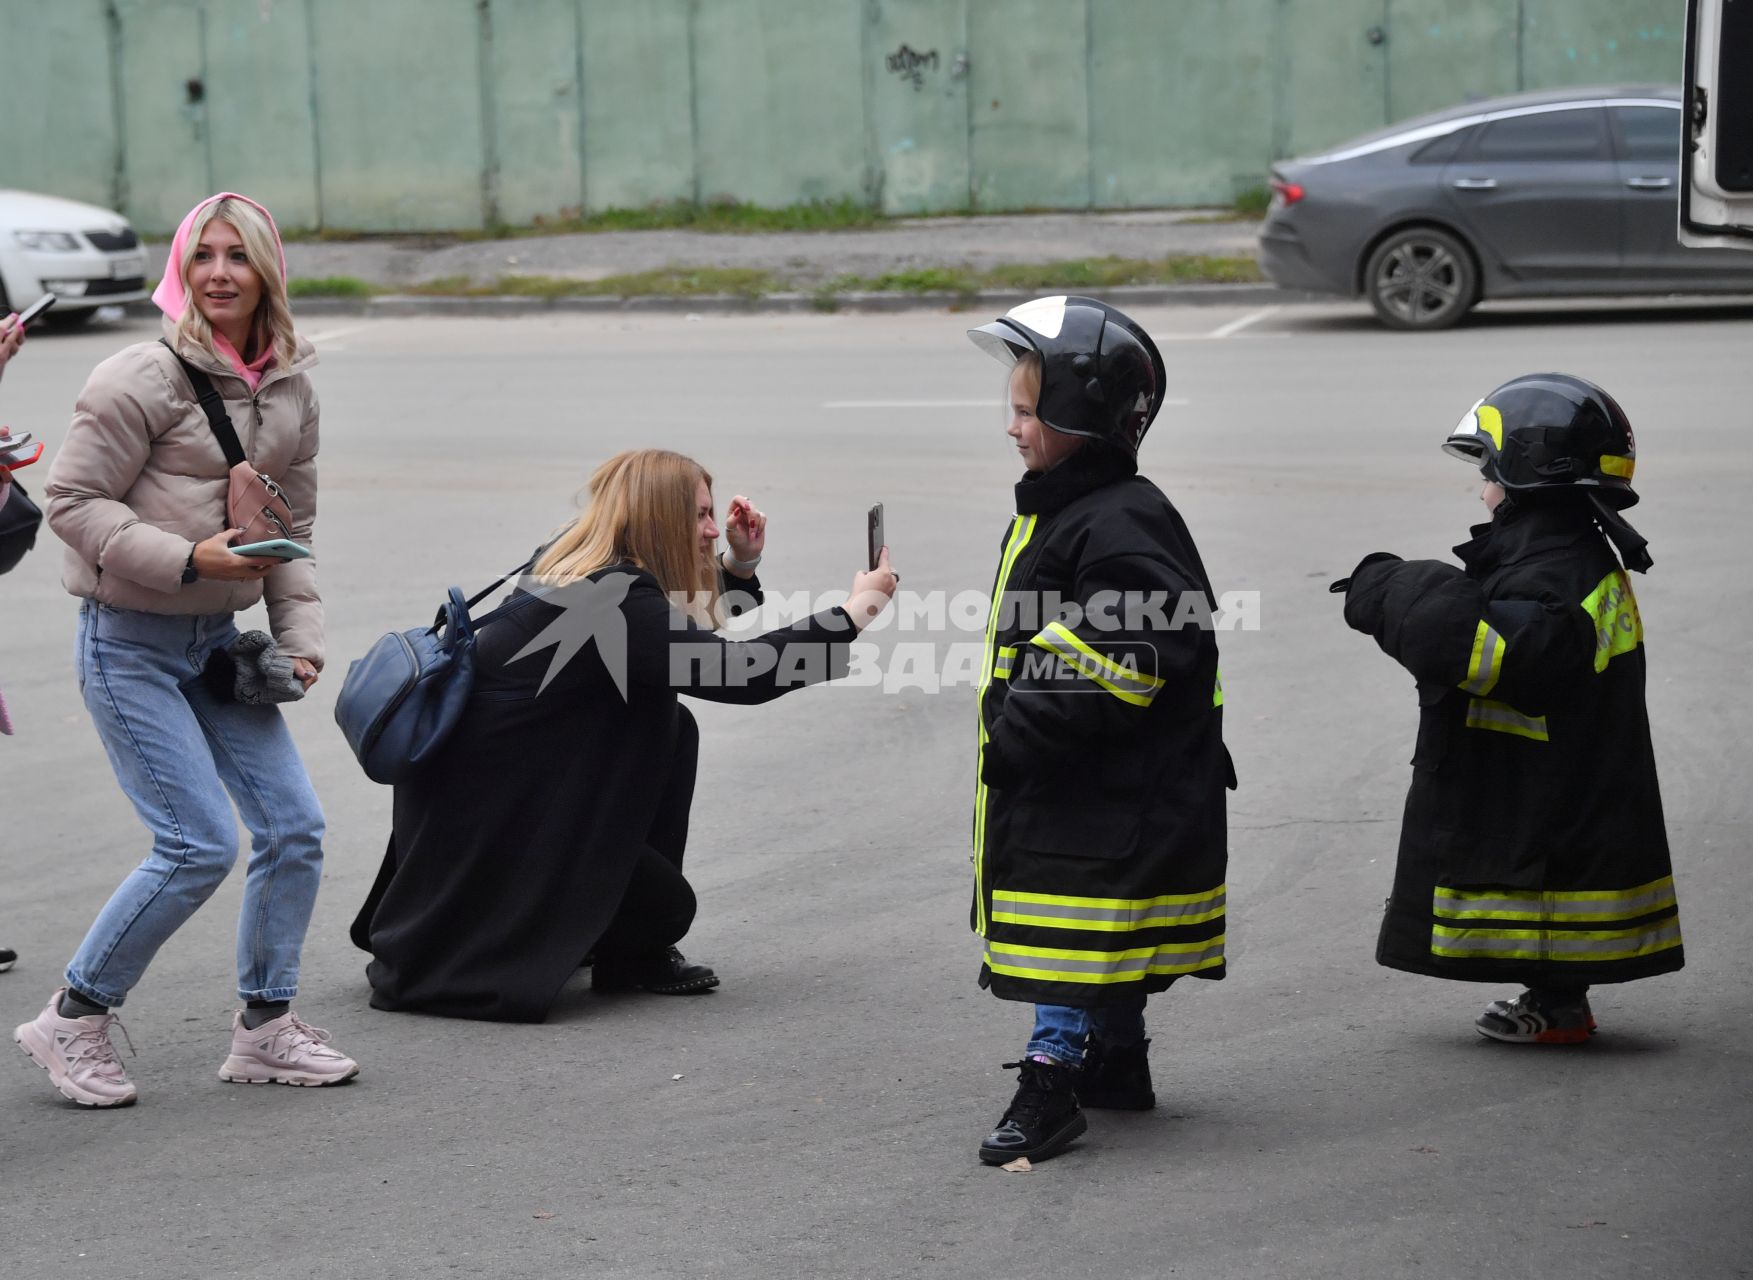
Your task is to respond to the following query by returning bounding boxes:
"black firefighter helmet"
[1443,372,1639,509]
[968,295,1168,459]
[1444,371,1652,571]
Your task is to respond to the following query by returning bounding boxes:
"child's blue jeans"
[1026,996,1147,1067]
[63,602,326,1008]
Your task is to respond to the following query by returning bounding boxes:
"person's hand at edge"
[842,546,898,632]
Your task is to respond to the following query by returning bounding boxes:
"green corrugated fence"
[0,0,1684,232]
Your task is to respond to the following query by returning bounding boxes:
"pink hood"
[153,192,288,389]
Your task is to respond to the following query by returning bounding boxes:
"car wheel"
[1363,227,1479,331]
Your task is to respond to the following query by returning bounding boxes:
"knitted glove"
[231,630,305,705]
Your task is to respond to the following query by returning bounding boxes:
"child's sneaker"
[0,946,16,973]
[218,1010,359,1086]
[13,988,138,1108]
[978,1058,1087,1165]
[1475,990,1597,1045]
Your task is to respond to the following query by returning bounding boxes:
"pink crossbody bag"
[161,339,295,545]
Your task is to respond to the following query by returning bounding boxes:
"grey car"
[1257,84,1753,329]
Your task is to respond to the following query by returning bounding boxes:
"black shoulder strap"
[159,338,246,468]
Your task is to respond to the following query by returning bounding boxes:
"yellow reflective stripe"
[974,514,1037,937]
[1029,620,1165,707]
[1213,668,1224,707]
[1435,876,1677,923]
[1581,569,1642,674]
[993,885,1227,931]
[992,646,1017,679]
[985,936,1226,984]
[1475,403,1505,449]
[1465,697,1548,741]
[1600,454,1635,479]
[1460,619,1505,696]
[1431,919,1681,963]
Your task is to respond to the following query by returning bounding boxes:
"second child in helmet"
[963,296,1235,1166]
[1335,373,1682,1046]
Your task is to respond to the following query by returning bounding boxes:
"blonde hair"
[534,449,721,624]
[171,197,297,372]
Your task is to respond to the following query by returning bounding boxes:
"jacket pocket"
[1010,799,1140,860]
[1410,686,1451,773]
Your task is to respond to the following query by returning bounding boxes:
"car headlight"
[14,231,83,252]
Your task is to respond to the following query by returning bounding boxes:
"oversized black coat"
[350,565,849,1022]
[975,448,1234,1008]
[1343,503,1683,986]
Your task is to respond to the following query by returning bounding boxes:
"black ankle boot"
[978,1058,1087,1165]
[1078,1037,1155,1110]
[592,946,719,995]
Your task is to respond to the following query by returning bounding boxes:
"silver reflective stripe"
[993,890,1226,929]
[986,938,1226,982]
[1465,698,1548,741]
[1435,880,1677,922]
[1432,919,1682,960]
[1460,623,1504,696]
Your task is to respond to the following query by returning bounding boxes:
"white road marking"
[301,322,378,346]
[1208,307,1280,339]
[825,397,1190,409]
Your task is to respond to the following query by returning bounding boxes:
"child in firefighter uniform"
[1336,373,1682,1044]
[965,297,1233,1165]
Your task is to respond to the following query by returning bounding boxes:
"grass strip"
[285,254,1261,305]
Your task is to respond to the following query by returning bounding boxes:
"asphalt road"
[2,298,1749,1280]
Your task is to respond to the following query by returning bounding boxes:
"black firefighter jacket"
[1343,503,1683,987]
[975,447,1234,1008]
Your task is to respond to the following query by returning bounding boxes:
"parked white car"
[0,189,148,324]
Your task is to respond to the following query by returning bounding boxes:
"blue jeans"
[1027,997,1148,1067]
[64,602,326,1007]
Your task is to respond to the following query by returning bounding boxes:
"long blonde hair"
[171,197,297,372]
[534,449,721,623]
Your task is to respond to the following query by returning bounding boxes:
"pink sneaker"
[13,988,138,1108]
[218,1010,359,1087]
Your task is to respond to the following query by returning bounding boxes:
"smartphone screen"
[16,293,56,328]
[867,503,884,571]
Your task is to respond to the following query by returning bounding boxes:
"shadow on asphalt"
[1280,300,1753,335]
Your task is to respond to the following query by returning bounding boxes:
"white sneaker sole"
[218,1055,359,1087]
[13,1028,138,1108]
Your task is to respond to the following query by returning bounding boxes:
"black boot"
[978,1058,1087,1165]
[591,946,719,994]
[1078,1037,1155,1110]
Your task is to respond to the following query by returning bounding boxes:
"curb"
[125,283,1322,321]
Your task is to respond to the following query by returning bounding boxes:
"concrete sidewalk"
[145,209,1265,290]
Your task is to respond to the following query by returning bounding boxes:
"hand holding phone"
[228,537,312,560]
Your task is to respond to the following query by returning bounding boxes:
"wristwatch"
[182,549,199,584]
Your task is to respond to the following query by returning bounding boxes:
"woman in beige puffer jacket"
[14,193,360,1110]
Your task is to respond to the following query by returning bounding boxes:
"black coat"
[975,448,1233,1007]
[350,565,849,1022]
[1343,504,1682,986]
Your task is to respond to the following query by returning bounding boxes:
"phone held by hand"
[15,293,56,329]
[867,503,885,572]
[229,537,312,560]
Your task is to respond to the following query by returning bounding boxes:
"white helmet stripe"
[1005,295,1069,340]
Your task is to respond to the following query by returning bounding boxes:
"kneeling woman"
[350,449,896,1022]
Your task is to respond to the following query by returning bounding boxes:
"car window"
[1471,108,1609,162]
[1610,106,1681,164]
[1411,129,1469,165]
